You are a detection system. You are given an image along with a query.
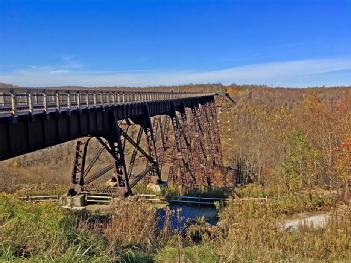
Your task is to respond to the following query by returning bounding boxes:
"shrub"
[0,194,107,260]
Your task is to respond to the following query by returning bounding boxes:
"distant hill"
[0,82,18,89]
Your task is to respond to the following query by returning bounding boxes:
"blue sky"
[0,0,350,87]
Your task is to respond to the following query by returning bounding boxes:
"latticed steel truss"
[69,100,224,197]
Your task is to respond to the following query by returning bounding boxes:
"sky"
[0,0,350,87]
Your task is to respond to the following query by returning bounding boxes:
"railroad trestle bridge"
[0,88,226,197]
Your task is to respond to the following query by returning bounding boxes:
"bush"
[235,183,267,198]
[0,193,108,261]
[185,217,221,244]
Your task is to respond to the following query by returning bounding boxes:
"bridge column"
[151,115,171,166]
[67,110,133,197]
[68,137,91,196]
[143,106,162,185]
[108,111,132,197]
[126,105,163,188]
[207,100,224,166]
[198,101,225,186]
[179,105,197,186]
[166,99,224,189]
[190,106,210,186]
[168,103,196,187]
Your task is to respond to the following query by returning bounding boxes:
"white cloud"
[49,69,71,74]
[0,58,351,87]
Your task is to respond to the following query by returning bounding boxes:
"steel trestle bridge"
[0,87,225,196]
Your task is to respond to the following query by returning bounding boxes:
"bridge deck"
[0,88,212,118]
[0,88,215,161]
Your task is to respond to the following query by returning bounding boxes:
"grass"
[216,200,351,262]
[0,194,110,262]
[0,193,178,262]
[0,183,350,263]
[235,183,335,215]
[155,244,219,263]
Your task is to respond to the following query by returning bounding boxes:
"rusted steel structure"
[0,88,223,196]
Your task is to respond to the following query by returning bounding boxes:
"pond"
[157,204,219,231]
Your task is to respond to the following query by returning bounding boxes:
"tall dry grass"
[105,199,167,252]
[216,198,351,263]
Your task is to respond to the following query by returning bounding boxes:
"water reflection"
[157,204,219,231]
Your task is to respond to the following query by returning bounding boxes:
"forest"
[2,84,351,262]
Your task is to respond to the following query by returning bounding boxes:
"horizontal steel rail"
[0,88,213,118]
[19,195,60,201]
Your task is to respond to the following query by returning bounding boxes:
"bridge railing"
[0,88,211,117]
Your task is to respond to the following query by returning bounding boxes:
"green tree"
[280,129,319,192]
